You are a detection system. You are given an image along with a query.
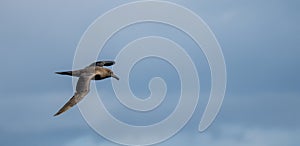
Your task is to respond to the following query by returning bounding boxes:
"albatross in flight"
[54,61,119,116]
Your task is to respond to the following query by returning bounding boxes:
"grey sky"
[0,0,299,146]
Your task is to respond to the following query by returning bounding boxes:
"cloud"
[63,135,107,146]
[63,124,300,146]
[0,91,91,146]
[1,0,299,146]
[196,124,300,146]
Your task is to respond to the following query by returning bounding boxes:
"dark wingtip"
[90,61,115,67]
[53,111,61,117]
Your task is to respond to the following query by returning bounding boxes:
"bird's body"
[54,61,119,116]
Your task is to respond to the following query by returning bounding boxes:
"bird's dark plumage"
[88,60,115,67]
[54,60,119,116]
[55,61,116,80]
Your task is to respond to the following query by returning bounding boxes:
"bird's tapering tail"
[54,95,77,116]
[55,71,72,76]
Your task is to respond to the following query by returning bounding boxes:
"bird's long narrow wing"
[75,74,93,92]
[53,93,81,116]
[88,60,115,67]
[54,74,94,116]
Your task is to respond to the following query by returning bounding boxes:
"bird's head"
[106,69,119,80]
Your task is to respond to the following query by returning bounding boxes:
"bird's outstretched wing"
[88,61,115,67]
[54,74,94,116]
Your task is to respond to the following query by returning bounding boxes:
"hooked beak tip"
[112,74,119,80]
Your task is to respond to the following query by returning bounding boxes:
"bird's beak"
[111,74,119,80]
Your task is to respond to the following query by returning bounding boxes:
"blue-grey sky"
[0,0,299,146]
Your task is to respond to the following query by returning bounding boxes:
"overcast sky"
[0,0,299,146]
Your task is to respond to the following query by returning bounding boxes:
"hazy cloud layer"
[0,0,299,145]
